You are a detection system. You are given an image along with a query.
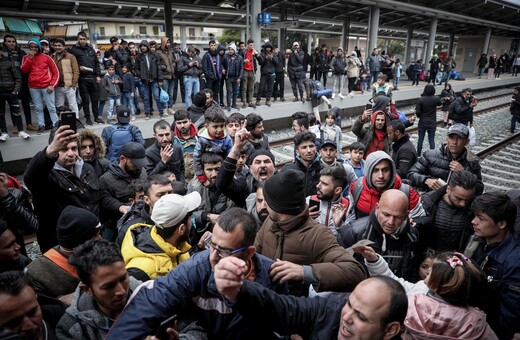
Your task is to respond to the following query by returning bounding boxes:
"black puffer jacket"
[134,41,159,81]
[0,54,22,93]
[68,43,101,77]
[282,155,322,197]
[24,149,102,252]
[145,141,185,182]
[415,85,442,129]
[407,144,484,195]
[511,89,520,117]
[391,134,417,179]
[440,87,455,111]
[448,95,474,124]
[287,50,305,78]
[256,42,278,75]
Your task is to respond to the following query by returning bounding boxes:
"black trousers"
[172,75,185,104]
[78,77,100,119]
[0,92,23,132]
[317,70,328,87]
[257,74,274,101]
[206,78,221,104]
[273,72,285,99]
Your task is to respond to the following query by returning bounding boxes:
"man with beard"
[352,106,391,159]
[188,153,228,235]
[0,221,31,273]
[68,32,102,125]
[307,167,350,237]
[244,113,270,159]
[100,142,148,241]
[127,42,141,115]
[121,192,201,280]
[172,110,198,181]
[217,125,276,208]
[145,120,185,182]
[387,120,417,180]
[246,184,269,230]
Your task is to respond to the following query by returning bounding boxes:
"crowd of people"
[1,31,520,340]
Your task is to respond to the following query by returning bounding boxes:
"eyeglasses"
[204,236,250,258]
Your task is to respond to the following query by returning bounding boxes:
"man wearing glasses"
[107,207,288,339]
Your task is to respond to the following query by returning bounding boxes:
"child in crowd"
[308,113,322,149]
[102,64,121,123]
[345,142,365,178]
[360,66,370,94]
[225,112,245,143]
[121,64,136,121]
[371,74,394,100]
[320,111,342,152]
[418,248,437,281]
[193,106,233,183]
[393,59,403,90]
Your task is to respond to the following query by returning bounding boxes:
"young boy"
[121,64,136,121]
[102,64,121,123]
[393,59,403,90]
[320,111,342,152]
[371,74,393,100]
[193,106,233,183]
[360,66,369,94]
[344,142,365,178]
[225,112,245,143]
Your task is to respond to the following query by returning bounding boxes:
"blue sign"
[92,33,99,40]
[257,12,272,25]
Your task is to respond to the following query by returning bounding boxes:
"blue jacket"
[224,53,243,79]
[201,50,222,80]
[106,250,287,339]
[193,128,233,177]
[466,234,520,339]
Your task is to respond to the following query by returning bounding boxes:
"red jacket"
[350,175,420,217]
[21,53,60,89]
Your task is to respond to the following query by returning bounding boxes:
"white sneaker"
[339,93,346,99]
[131,116,136,122]
[331,93,336,99]
[18,131,30,139]
[0,132,9,141]
[349,92,354,98]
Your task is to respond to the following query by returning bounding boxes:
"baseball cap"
[322,140,337,149]
[117,105,131,124]
[447,123,469,138]
[120,142,148,168]
[152,192,202,229]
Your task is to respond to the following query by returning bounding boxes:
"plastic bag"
[159,88,169,104]
[469,126,476,146]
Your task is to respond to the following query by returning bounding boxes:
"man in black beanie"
[187,91,208,130]
[255,169,366,296]
[26,206,101,304]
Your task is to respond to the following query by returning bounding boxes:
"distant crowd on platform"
[2,31,520,340]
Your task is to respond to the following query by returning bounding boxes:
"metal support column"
[425,17,438,70]
[252,0,262,81]
[482,27,492,55]
[307,33,312,55]
[404,27,413,64]
[341,18,350,51]
[448,33,455,56]
[88,21,97,49]
[164,0,173,41]
[368,5,380,53]
[241,29,246,43]
[279,7,287,55]
[180,25,186,50]
[246,0,250,40]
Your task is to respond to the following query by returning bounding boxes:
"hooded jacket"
[403,293,497,339]
[173,124,198,180]
[349,151,422,219]
[255,207,366,295]
[510,88,520,117]
[346,52,362,78]
[256,42,278,75]
[201,47,222,80]
[102,44,129,78]
[116,200,153,247]
[224,50,244,79]
[20,38,60,89]
[121,223,191,280]
[352,109,392,156]
[407,144,484,195]
[77,129,110,178]
[440,86,455,111]
[287,49,305,78]
[391,134,417,179]
[156,37,175,80]
[134,40,159,81]
[56,277,141,339]
[0,53,22,93]
[193,128,233,177]
[449,93,474,124]
[416,85,442,129]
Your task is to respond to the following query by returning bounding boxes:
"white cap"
[152,192,201,229]
[292,41,299,47]
[228,43,237,51]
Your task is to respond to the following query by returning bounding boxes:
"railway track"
[272,93,513,169]
[473,131,520,192]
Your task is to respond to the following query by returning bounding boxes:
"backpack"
[352,179,409,217]
[107,124,133,162]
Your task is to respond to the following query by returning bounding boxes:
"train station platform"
[2,73,520,173]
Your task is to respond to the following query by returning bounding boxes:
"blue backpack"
[107,124,133,162]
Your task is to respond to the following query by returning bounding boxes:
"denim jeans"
[29,87,58,128]
[55,87,79,118]
[226,77,239,107]
[394,77,400,89]
[123,92,136,116]
[511,116,520,133]
[332,75,344,94]
[107,96,121,119]
[183,76,200,109]
[161,79,175,108]
[370,71,379,85]
[417,128,436,155]
[140,80,164,115]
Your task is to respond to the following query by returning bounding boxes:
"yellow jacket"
[121,223,191,280]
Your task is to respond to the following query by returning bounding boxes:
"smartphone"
[155,314,177,339]
[61,111,77,132]
[365,103,373,110]
[309,199,320,211]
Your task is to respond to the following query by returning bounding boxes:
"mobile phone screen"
[61,112,77,132]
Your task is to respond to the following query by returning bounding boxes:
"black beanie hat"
[193,91,207,108]
[247,149,275,166]
[264,169,306,215]
[56,206,101,249]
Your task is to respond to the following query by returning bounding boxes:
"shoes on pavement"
[0,132,9,141]
[18,131,30,139]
